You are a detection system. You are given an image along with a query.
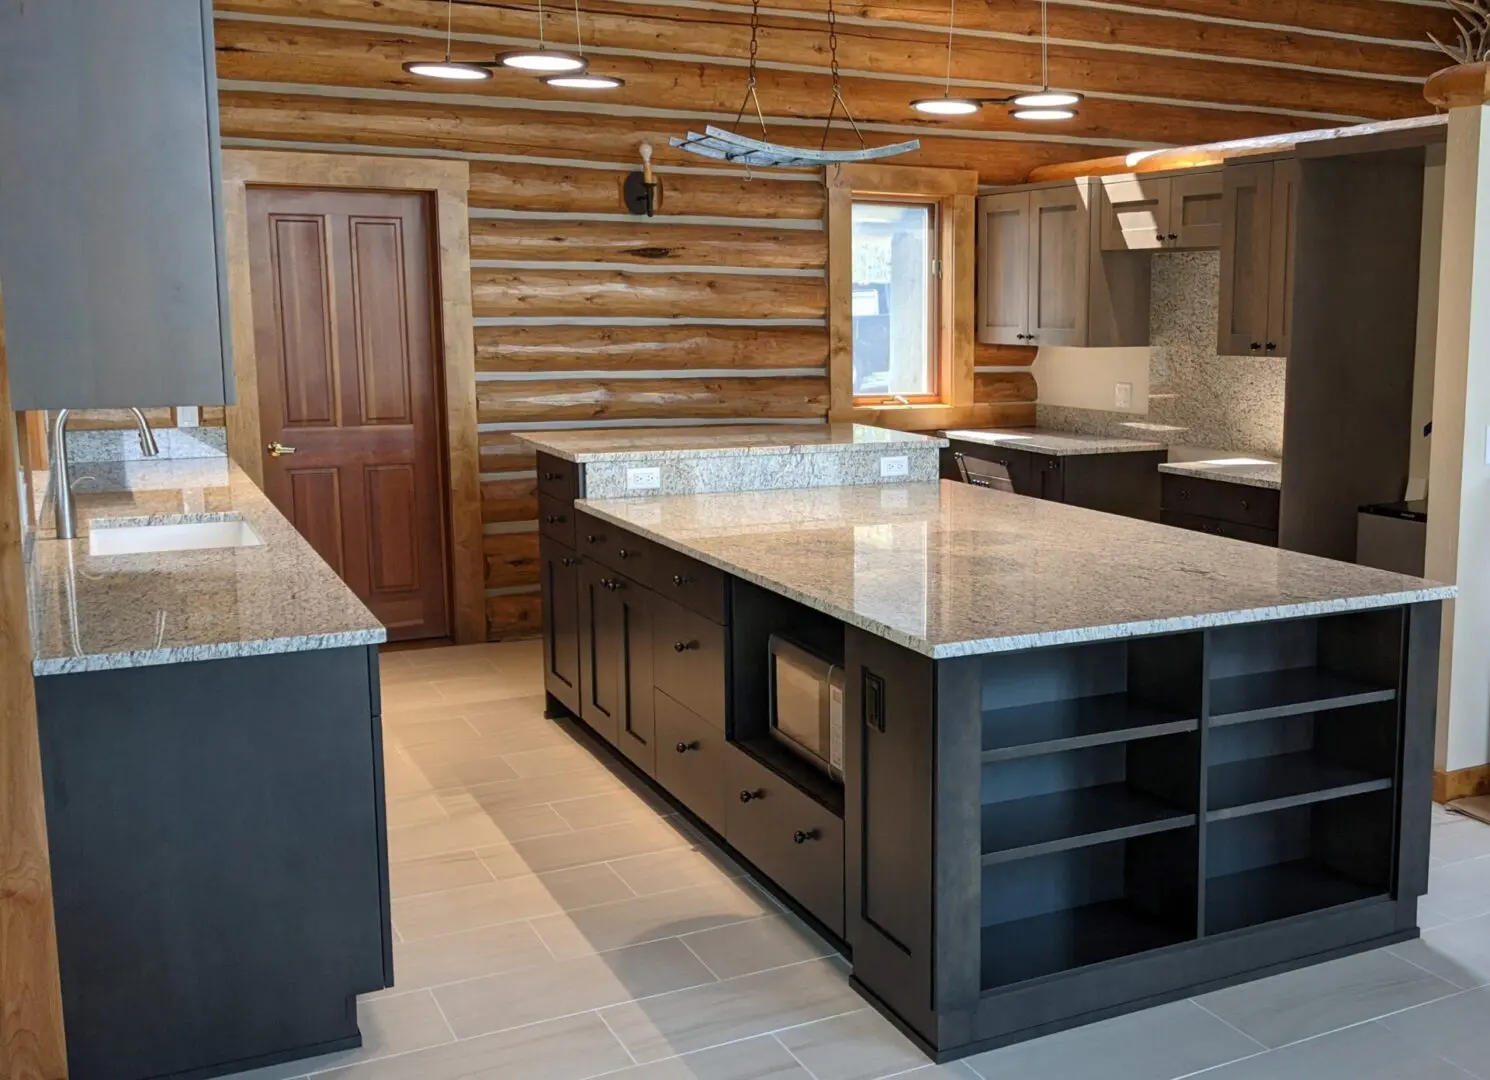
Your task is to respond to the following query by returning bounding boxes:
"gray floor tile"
[434,937,717,1039]
[775,1009,930,1080]
[595,1036,812,1079]
[683,914,835,980]
[383,918,555,992]
[1191,1020,1472,1080]
[392,862,635,939]
[1431,820,1490,865]
[480,816,696,878]
[1426,856,1490,923]
[531,876,775,959]
[610,847,748,897]
[315,1011,633,1080]
[388,851,493,900]
[1194,947,1458,1048]
[1393,914,1490,989]
[1381,986,1490,1078]
[962,1000,1261,1080]
[599,958,864,1062]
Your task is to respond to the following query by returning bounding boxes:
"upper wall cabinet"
[1098,170,1224,252]
[977,180,1150,349]
[0,0,233,411]
[1217,158,1299,358]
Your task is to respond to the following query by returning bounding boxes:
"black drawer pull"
[545,514,564,524]
[675,740,699,754]
[673,640,698,653]
[1265,342,1277,351]
[1178,489,1190,500]
[671,573,691,586]
[544,471,563,481]
[1168,232,1178,240]
[739,789,763,803]
[1249,342,1262,350]
[601,579,622,592]
[559,557,577,567]
[1240,499,1249,510]
[618,548,637,559]
[586,533,602,544]
[793,829,818,845]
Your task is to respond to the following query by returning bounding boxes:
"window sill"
[834,401,1032,432]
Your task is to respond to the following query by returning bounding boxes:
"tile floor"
[224,641,1490,1080]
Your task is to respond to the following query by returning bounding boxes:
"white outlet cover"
[880,455,910,478]
[1115,382,1133,410]
[626,466,661,491]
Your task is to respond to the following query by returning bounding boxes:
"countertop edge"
[1157,462,1282,491]
[516,433,949,463]
[945,431,1167,456]
[32,627,388,677]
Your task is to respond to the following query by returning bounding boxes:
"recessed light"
[498,48,588,72]
[1013,108,1077,121]
[1012,90,1082,108]
[910,96,982,116]
[541,73,625,89]
[402,59,493,81]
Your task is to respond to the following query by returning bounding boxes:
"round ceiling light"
[1013,107,1077,121]
[1012,90,1082,108]
[542,72,624,89]
[498,48,588,72]
[910,96,981,116]
[402,59,493,81]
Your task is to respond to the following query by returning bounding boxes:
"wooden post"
[0,285,69,1080]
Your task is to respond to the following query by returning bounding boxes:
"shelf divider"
[1208,668,1396,727]
[1206,753,1392,822]
[981,694,1198,763]
[981,901,1191,991]
[981,785,1196,865]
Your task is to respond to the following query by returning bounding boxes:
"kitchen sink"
[88,518,263,557]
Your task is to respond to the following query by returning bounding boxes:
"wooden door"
[976,192,1031,345]
[1169,170,1225,250]
[1099,175,1169,252]
[1217,163,1275,356]
[1027,185,1091,348]
[247,188,450,642]
[540,537,582,715]
[578,560,622,746]
[1266,158,1300,356]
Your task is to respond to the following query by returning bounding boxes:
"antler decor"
[1431,0,1490,65]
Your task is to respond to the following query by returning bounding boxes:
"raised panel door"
[1267,158,1300,357]
[248,188,449,641]
[977,192,1031,345]
[1099,175,1169,252]
[617,580,656,775]
[578,559,622,746]
[540,537,582,716]
[1169,170,1225,250]
[1217,163,1275,356]
[1027,186,1091,348]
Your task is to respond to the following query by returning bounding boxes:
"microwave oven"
[768,635,845,781]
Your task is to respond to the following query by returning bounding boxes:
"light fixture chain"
[538,0,546,48]
[572,0,584,54]
[1041,0,1049,91]
[826,0,841,92]
[943,0,955,94]
[444,0,454,61]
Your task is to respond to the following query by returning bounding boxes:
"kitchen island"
[25,457,391,1080]
[547,477,1450,1060]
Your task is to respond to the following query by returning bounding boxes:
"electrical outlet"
[1115,382,1133,410]
[626,466,661,491]
[880,455,910,478]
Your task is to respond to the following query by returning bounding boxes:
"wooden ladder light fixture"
[670,0,920,168]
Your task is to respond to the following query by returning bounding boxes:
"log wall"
[211,0,1448,638]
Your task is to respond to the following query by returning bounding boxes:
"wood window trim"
[219,149,485,645]
[826,163,978,426]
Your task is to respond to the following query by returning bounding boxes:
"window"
[850,201,938,403]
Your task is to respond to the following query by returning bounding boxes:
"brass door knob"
[267,442,297,457]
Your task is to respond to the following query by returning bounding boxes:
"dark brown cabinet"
[577,561,653,761]
[654,692,730,834]
[540,538,583,717]
[1160,474,1279,546]
[1218,158,1299,357]
[944,438,1165,521]
[1098,169,1223,252]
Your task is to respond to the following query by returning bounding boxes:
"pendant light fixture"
[911,0,981,116]
[497,0,587,73]
[1011,0,1082,119]
[537,0,624,88]
[403,0,493,81]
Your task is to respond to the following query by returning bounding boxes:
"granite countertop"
[516,423,947,463]
[944,428,1167,456]
[1159,457,1283,491]
[578,481,1451,658]
[27,458,385,676]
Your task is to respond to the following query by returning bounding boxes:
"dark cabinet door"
[944,441,1035,496]
[1030,454,1065,501]
[616,581,657,776]
[1217,161,1277,357]
[540,537,582,716]
[579,560,623,746]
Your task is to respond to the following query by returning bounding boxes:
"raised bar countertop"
[515,423,946,462]
[26,458,385,676]
[1160,457,1283,490]
[578,481,1451,658]
[944,428,1167,456]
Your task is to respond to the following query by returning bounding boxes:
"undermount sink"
[88,518,264,557]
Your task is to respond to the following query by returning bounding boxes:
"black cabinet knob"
[1240,499,1249,510]
[559,557,577,567]
[675,741,699,754]
[544,471,563,481]
[671,573,690,587]
[602,579,622,592]
[1265,342,1277,351]
[673,640,698,653]
[1249,342,1262,351]
[586,534,602,544]
[1168,232,1178,240]
[545,514,564,524]
[618,548,635,559]
[739,789,762,803]
[1179,489,1190,500]
[793,830,817,845]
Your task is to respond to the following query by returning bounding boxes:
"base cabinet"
[945,440,1165,521]
[577,560,654,766]
[1161,474,1279,546]
[540,537,583,716]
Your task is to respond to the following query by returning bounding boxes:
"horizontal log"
[481,476,539,524]
[487,592,542,640]
[469,162,824,219]
[52,408,175,430]
[199,406,227,426]
[477,376,830,422]
[975,343,1037,368]
[476,325,828,373]
[479,432,538,474]
[974,371,1037,404]
[214,1,1428,119]
[471,267,827,319]
[471,219,825,270]
[484,532,540,590]
[217,92,1106,185]
[1106,0,1452,42]
[214,20,1334,149]
[845,401,1036,430]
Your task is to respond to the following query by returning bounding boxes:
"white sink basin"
[88,519,264,557]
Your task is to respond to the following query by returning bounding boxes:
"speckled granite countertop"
[944,428,1167,456]
[516,424,946,462]
[27,458,385,676]
[578,481,1451,658]
[1160,458,1283,490]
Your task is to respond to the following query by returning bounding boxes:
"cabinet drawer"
[653,691,729,834]
[1161,509,1277,547]
[1161,473,1279,529]
[652,545,728,624]
[653,595,728,730]
[575,512,656,583]
[539,494,576,547]
[726,751,845,937]
[537,453,579,502]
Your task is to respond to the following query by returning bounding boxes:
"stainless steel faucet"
[52,407,160,540]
